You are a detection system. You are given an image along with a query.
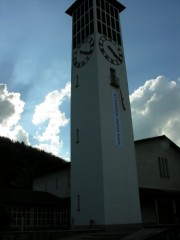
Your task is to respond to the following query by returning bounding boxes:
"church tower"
[66,0,141,229]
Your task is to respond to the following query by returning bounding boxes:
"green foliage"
[0,137,68,189]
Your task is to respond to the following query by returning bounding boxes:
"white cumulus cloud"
[130,76,180,146]
[32,82,71,156]
[0,83,29,144]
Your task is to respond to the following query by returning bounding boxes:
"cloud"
[9,125,30,145]
[1,75,179,159]
[32,82,71,156]
[0,84,29,144]
[0,0,71,92]
[130,76,180,146]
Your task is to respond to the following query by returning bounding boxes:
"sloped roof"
[135,135,167,143]
[33,135,180,179]
[135,135,180,154]
[0,188,69,206]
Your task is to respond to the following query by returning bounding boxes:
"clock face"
[73,36,94,68]
[99,36,123,65]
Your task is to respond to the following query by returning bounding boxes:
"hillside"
[0,136,68,189]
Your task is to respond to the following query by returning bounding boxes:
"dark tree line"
[0,136,68,189]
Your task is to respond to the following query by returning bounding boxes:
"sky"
[0,0,179,161]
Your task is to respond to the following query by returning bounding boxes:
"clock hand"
[80,50,92,55]
[108,45,121,61]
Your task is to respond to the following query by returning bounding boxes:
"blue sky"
[0,0,179,160]
[120,0,180,92]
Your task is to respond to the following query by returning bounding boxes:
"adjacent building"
[33,135,180,228]
[136,136,180,225]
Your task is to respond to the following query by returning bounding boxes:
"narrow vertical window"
[162,158,166,178]
[165,158,169,178]
[117,33,121,46]
[45,180,47,191]
[110,68,125,110]
[158,157,163,177]
[89,0,93,8]
[76,129,79,143]
[110,67,119,88]
[77,194,80,212]
[85,0,88,11]
[90,21,94,35]
[97,7,101,20]
[75,75,79,87]
[56,178,58,189]
[85,12,89,25]
[73,23,76,36]
[90,8,93,22]
[102,23,107,35]
[96,0,100,7]
[101,0,105,11]
[68,168,70,187]
[86,24,89,37]
[106,14,110,26]
[107,27,111,38]
[77,7,80,19]
[158,157,170,178]
[102,11,106,23]
[97,21,101,34]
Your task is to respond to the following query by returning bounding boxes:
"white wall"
[33,167,70,198]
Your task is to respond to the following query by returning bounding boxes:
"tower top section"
[66,0,125,16]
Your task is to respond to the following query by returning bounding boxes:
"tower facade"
[66,0,141,229]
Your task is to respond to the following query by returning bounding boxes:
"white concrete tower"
[66,0,141,229]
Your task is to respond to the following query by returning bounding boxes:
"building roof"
[135,135,180,153]
[135,135,167,143]
[0,188,69,206]
[66,0,125,16]
[33,135,180,178]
